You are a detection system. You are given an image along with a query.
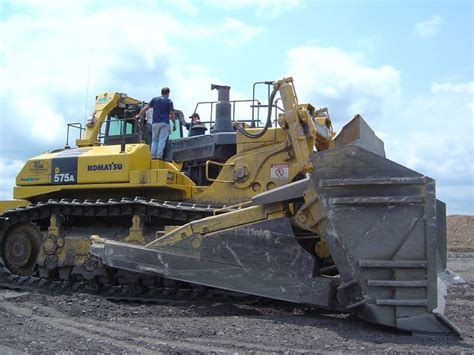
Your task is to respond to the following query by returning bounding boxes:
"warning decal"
[270,164,289,180]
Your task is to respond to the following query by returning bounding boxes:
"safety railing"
[252,81,285,127]
[191,100,285,129]
[192,99,262,128]
[191,81,285,131]
[65,123,85,149]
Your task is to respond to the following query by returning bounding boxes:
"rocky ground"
[447,215,474,252]
[0,215,472,353]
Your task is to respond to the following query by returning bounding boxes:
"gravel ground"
[0,252,472,353]
[447,215,473,252]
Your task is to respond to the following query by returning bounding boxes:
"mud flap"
[91,217,339,309]
[308,145,459,334]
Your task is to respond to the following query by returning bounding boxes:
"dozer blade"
[91,216,340,309]
[306,144,459,335]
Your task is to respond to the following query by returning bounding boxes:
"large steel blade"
[307,144,459,335]
[91,217,339,309]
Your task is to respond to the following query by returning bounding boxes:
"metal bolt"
[297,213,308,224]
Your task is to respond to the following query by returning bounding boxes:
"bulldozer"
[0,78,460,335]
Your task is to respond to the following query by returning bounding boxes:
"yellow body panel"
[13,181,193,200]
[148,203,285,248]
[0,199,30,215]
[236,128,288,153]
[16,144,148,185]
[192,128,299,205]
[14,143,195,200]
[78,145,146,184]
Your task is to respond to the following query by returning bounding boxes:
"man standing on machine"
[135,87,176,160]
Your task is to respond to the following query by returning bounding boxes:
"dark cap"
[189,113,200,119]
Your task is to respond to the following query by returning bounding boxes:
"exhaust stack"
[211,84,233,133]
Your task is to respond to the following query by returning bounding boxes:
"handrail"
[252,81,274,127]
[192,99,261,128]
[65,123,85,148]
[189,82,283,131]
[205,160,235,183]
[250,102,285,128]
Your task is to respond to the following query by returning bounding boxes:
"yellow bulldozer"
[0,78,459,335]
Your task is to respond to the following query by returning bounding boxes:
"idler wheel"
[2,223,43,276]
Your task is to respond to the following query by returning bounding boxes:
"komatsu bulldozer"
[0,78,460,335]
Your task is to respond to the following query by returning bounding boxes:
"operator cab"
[102,110,138,146]
[100,109,186,146]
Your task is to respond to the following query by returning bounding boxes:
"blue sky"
[0,0,473,214]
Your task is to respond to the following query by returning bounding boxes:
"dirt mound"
[447,215,473,251]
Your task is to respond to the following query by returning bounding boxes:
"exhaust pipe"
[211,84,233,133]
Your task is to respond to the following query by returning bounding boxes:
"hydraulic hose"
[237,86,279,139]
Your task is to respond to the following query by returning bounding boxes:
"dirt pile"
[447,215,473,252]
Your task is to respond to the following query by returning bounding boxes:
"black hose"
[237,87,278,139]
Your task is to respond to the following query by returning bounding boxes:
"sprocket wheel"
[2,223,43,276]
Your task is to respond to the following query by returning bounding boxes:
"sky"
[0,0,473,214]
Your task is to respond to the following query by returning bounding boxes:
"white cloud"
[285,45,473,214]
[382,84,474,214]
[162,0,199,15]
[286,46,401,129]
[219,18,262,47]
[431,81,474,95]
[0,5,260,122]
[0,160,25,201]
[432,81,474,117]
[204,0,302,18]
[173,18,262,47]
[0,2,262,200]
[385,129,474,215]
[415,15,444,38]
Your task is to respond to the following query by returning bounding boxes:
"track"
[0,198,258,304]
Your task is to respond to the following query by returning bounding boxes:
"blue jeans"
[151,122,169,160]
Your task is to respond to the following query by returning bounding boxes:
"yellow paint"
[13,181,193,199]
[78,145,148,184]
[315,239,330,258]
[13,142,195,200]
[125,215,146,244]
[236,127,287,153]
[148,203,285,248]
[76,92,142,147]
[191,128,296,204]
[0,200,30,215]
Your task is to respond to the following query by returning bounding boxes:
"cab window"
[105,115,134,136]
